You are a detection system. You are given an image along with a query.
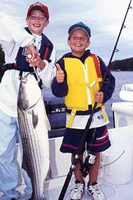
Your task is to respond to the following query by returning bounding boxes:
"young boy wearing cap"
[0,2,56,200]
[52,22,115,200]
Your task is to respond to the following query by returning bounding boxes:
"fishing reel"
[81,151,96,177]
[27,53,33,59]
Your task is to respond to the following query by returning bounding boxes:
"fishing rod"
[58,0,132,199]
[104,0,132,81]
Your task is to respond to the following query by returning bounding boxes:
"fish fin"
[32,110,38,128]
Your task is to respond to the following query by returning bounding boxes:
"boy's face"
[26,10,49,35]
[67,29,90,57]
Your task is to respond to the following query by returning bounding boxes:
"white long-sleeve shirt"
[0,15,56,117]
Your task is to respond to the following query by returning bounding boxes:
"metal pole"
[58,1,132,199]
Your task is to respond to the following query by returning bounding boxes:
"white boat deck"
[44,175,133,200]
[43,85,133,199]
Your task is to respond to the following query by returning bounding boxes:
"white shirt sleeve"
[0,15,33,63]
[38,46,56,88]
[0,15,33,46]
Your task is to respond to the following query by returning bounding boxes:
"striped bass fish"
[17,73,50,200]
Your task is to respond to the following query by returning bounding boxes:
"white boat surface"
[44,126,133,200]
[43,84,133,200]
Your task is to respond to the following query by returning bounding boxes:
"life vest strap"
[66,109,76,128]
[101,105,107,122]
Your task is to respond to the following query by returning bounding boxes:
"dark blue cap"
[68,22,91,37]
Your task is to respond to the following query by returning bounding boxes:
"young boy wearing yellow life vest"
[52,22,115,200]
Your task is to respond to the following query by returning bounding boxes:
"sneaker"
[70,180,85,200]
[87,182,105,200]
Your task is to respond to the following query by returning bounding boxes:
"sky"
[0,0,133,64]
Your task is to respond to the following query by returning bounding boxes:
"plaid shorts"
[60,125,111,154]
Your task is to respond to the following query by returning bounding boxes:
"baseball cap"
[68,22,91,38]
[27,2,49,19]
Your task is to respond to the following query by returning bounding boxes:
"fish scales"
[17,74,50,200]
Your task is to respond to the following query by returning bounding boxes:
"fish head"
[18,74,42,110]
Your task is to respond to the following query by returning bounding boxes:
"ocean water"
[106,71,133,128]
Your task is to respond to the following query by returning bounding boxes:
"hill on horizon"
[111,57,133,71]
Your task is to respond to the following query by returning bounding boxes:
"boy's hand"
[26,43,37,56]
[95,91,104,103]
[56,64,65,83]
[25,43,45,70]
[26,52,45,70]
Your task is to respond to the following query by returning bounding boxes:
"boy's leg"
[87,153,105,200]
[88,153,100,185]
[70,154,85,200]
[0,110,19,199]
[86,126,110,200]
[0,110,32,200]
[72,154,84,183]
[60,128,86,199]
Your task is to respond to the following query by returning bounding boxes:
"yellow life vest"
[64,54,103,111]
[64,54,107,128]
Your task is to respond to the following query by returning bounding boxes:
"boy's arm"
[52,60,68,97]
[99,57,115,103]
[36,46,56,88]
[52,77,68,97]
[0,15,33,47]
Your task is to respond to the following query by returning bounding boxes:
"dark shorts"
[60,125,111,154]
